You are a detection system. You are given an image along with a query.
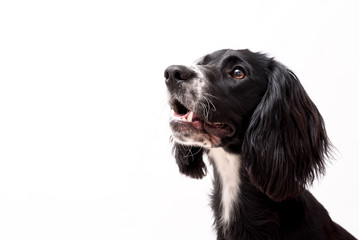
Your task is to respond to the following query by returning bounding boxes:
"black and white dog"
[165,49,356,240]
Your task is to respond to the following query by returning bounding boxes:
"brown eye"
[231,67,245,79]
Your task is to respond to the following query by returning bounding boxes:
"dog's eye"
[231,67,245,80]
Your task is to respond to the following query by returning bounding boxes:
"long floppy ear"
[172,142,207,179]
[242,60,330,201]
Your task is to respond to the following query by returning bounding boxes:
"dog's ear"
[172,142,207,179]
[242,60,330,202]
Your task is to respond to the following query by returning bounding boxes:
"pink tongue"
[173,111,191,120]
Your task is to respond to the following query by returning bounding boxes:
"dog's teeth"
[171,109,175,116]
[187,111,193,122]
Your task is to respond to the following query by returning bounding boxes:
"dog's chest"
[208,148,241,225]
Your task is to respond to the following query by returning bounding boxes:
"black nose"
[164,65,195,89]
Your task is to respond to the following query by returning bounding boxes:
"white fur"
[190,65,205,108]
[208,148,241,226]
[190,65,215,121]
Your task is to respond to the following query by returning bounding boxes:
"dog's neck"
[208,148,241,227]
[208,147,282,238]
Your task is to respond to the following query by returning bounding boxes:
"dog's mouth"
[170,99,234,139]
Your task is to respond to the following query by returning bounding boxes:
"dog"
[165,49,356,240]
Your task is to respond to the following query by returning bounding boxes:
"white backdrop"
[0,0,358,239]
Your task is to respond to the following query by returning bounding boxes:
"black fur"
[165,49,356,240]
[242,62,329,202]
[172,142,207,179]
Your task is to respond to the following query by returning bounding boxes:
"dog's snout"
[164,65,195,89]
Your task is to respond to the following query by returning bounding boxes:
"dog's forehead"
[196,49,252,65]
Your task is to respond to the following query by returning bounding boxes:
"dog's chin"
[169,100,235,148]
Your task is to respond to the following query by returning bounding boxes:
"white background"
[0,0,358,239]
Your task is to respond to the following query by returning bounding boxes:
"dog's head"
[165,49,330,201]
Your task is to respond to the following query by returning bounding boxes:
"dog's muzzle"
[165,65,235,148]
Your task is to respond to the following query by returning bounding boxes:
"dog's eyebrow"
[219,55,247,69]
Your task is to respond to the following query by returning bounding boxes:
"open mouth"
[170,99,234,138]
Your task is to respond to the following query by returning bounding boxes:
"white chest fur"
[208,148,241,226]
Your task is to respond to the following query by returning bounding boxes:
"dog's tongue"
[171,110,233,137]
[172,110,202,122]
[173,110,191,120]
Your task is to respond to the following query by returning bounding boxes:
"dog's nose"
[164,65,195,89]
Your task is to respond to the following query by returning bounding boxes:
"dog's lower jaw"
[170,124,222,148]
[208,148,241,229]
[170,132,217,149]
